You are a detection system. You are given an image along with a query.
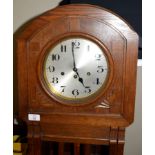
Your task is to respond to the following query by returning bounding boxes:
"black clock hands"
[77,72,85,87]
[71,42,86,88]
[72,42,76,71]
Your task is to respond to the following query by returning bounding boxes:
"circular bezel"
[38,33,114,106]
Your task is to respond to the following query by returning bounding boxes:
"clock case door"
[16,4,138,136]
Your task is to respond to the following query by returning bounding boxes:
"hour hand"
[78,77,85,87]
[75,70,86,87]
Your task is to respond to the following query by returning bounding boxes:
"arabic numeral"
[61,45,66,52]
[52,54,60,61]
[48,65,55,72]
[60,86,66,93]
[51,77,59,84]
[72,41,80,49]
[97,66,104,73]
[72,89,79,97]
[96,78,100,85]
[85,86,91,94]
[95,54,102,60]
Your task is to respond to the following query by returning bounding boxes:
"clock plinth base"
[26,123,125,155]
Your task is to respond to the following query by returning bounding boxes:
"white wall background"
[13,0,62,32]
[13,1,142,155]
[124,67,142,155]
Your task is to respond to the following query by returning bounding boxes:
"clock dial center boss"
[43,37,109,103]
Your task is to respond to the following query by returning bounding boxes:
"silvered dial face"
[44,37,108,102]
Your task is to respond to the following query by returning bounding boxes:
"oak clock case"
[41,36,110,105]
[16,4,138,154]
[17,4,138,126]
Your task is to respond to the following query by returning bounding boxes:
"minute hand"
[71,42,86,87]
[71,42,76,70]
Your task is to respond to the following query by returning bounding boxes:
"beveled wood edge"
[26,113,129,127]
[16,39,29,119]
[122,39,139,124]
[118,127,125,144]
[109,127,118,144]
[43,4,138,36]
[28,125,124,145]
[42,135,110,145]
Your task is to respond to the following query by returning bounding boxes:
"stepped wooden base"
[27,124,125,155]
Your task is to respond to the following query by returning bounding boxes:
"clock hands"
[72,42,76,71]
[71,42,86,88]
[74,68,85,87]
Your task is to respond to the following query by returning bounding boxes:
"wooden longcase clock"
[16,4,138,155]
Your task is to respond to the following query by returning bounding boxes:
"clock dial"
[43,37,109,102]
